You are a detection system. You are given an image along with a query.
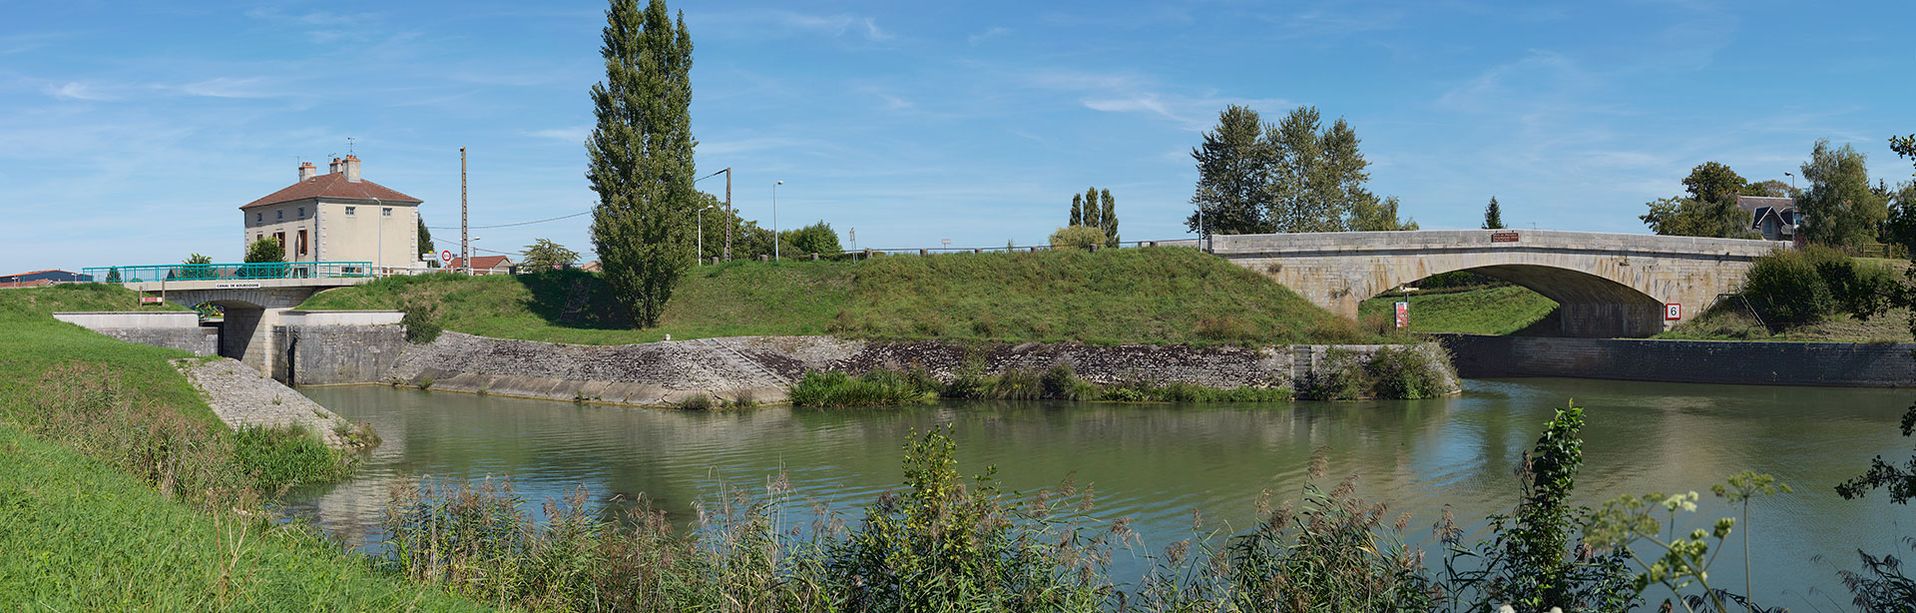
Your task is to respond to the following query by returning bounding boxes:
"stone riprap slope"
[383,332,1394,407]
[175,357,353,446]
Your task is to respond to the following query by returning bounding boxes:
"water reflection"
[293,378,1914,607]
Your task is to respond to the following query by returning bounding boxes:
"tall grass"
[789,364,1295,408]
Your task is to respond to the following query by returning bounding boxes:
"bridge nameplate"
[1490,231,1521,243]
[213,282,264,289]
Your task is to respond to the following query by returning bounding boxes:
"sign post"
[439,249,454,268]
[1394,301,1410,329]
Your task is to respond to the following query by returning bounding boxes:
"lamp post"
[1784,171,1795,192]
[773,179,784,261]
[696,168,734,261]
[696,204,715,265]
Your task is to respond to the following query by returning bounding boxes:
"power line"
[431,210,586,229]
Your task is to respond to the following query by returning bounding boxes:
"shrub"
[1365,345,1449,400]
[1047,225,1107,251]
[1740,246,1896,327]
[399,299,442,344]
[1299,349,1369,400]
[232,426,354,495]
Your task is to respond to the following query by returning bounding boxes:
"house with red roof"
[241,155,423,270]
[445,255,515,276]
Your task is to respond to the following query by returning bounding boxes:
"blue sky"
[3,0,1913,272]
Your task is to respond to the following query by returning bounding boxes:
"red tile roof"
[446,255,513,270]
[242,171,423,209]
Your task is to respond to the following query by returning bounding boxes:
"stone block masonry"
[1443,335,1916,387]
[379,332,1459,407]
[271,310,407,386]
[175,357,357,446]
[52,312,217,355]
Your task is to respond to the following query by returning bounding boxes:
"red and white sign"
[1394,301,1409,329]
[1664,303,1682,320]
[439,249,454,264]
[140,296,163,305]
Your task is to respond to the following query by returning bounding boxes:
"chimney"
[328,157,342,174]
[343,154,362,183]
[297,161,317,182]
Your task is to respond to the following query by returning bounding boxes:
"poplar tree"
[1070,193,1083,226]
[1187,105,1272,235]
[1099,188,1118,246]
[1084,187,1101,228]
[586,0,696,327]
[1483,196,1505,229]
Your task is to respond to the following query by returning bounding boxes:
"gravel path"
[175,358,351,446]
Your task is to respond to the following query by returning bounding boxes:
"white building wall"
[315,200,420,269]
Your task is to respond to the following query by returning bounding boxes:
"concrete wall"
[273,321,408,386]
[51,312,216,355]
[1212,230,1787,337]
[1443,334,1916,387]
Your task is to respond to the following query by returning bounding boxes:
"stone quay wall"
[1442,334,1916,388]
[374,332,1457,407]
[52,311,217,355]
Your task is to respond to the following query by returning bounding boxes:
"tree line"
[1641,139,1916,255]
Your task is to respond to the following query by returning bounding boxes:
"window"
[276,210,284,220]
[345,206,356,216]
[382,207,392,217]
[297,229,309,256]
[298,207,305,218]
[255,212,262,223]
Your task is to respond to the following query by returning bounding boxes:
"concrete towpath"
[174,357,355,447]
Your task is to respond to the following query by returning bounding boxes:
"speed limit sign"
[439,249,454,265]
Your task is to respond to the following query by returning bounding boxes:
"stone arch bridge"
[1209,230,1789,338]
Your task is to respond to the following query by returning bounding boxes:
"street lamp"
[1784,171,1795,192]
[773,180,784,261]
[696,204,715,265]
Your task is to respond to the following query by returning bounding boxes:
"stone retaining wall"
[52,311,217,355]
[175,357,356,447]
[376,332,1457,407]
[274,323,409,386]
[1442,334,1916,387]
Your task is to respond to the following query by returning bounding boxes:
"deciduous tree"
[244,236,283,263]
[586,0,697,327]
[1798,139,1889,250]
[522,238,580,270]
[1098,188,1118,246]
[1187,105,1273,235]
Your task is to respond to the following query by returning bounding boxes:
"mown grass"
[301,248,1369,346]
[1357,284,1558,336]
[0,284,476,609]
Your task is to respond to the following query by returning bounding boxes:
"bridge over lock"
[1208,229,1790,338]
[80,261,380,374]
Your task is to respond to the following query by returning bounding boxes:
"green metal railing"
[81,261,376,284]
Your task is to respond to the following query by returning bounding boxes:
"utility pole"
[723,167,733,261]
[460,147,470,275]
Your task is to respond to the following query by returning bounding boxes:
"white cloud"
[526,126,590,142]
[967,27,1010,45]
[1023,69,1289,131]
[171,77,279,99]
[772,12,893,41]
[45,81,112,101]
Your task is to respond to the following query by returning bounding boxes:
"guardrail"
[81,261,376,284]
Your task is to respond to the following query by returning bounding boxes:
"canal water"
[293,378,1914,608]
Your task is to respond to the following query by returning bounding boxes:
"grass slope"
[1357,285,1558,336]
[302,248,1368,346]
[0,284,476,609]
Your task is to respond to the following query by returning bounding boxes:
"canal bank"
[1442,334,1916,387]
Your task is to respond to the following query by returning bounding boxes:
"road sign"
[140,296,163,305]
[1665,303,1682,320]
[1394,301,1409,329]
[439,249,454,264]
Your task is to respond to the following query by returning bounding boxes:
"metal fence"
[81,261,376,284]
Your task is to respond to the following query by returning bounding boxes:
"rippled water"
[292,378,1914,608]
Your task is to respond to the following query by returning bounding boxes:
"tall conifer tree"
[1099,189,1118,246]
[1483,196,1505,229]
[1070,193,1083,226]
[587,0,696,327]
[1084,187,1100,228]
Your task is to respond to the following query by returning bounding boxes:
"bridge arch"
[1212,230,1782,338]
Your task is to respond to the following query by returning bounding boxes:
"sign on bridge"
[1490,231,1521,243]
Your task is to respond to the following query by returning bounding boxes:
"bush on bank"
[1296,345,1454,401]
[787,363,1296,408]
[1743,246,1901,328]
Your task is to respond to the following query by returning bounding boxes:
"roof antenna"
[346,137,357,155]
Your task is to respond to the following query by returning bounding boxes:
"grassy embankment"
[302,247,1375,346]
[0,284,476,610]
[1657,256,1912,343]
[1357,284,1558,335]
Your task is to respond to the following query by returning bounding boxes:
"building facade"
[240,155,424,270]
